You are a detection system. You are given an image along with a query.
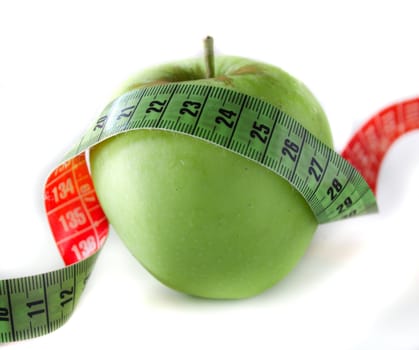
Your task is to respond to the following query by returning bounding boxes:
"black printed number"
[327,178,343,200]
[308,157,324,182]
[179,100,202,117]
[26,299,45,318]
[116,106,135,120]
[146,100,167,113]
[215,108,237,128]
[93,115,108,131]
[0,307,9,321]
[337,197,353,214]
[281,139,300,161]
[250,122,270,143]
[60,287,74,307]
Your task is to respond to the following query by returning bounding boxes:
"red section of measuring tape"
[44,153,109,265]
[342,97,419,194]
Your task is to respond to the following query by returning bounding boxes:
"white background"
[1,0,419,349]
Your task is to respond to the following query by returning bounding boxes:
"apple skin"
[90,56,333,299]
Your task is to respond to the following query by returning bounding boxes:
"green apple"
[90,38,333,299]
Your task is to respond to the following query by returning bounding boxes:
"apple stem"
[203,36,215,78]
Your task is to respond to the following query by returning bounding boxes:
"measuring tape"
[1,83,418,343]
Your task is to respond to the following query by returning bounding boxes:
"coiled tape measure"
[1,82,418,343]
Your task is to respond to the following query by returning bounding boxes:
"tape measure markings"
[45,154,108,265]
[0,252,99,343]
[70,160,102,251]
[342,97,419,193]
[64,83,375,225]
[302,133,331,206]
[316,164,355,214]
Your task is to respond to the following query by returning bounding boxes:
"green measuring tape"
[1,82,390,343]
[75,82,378,223]
[0,254,99,343]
